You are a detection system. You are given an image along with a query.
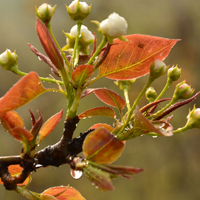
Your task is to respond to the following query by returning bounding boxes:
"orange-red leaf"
[0,72,46,116]
[89,123,114,132]
[0,165,30,186]
[11,127,33,141]
[0,111,24,134]
[79,107,115,119]
[94,88,125,111]
[99,34,179,80]
[41,186,85,200]
[83,127,125,164]
[72,65,94,86]
[36,18,64,70]
[39,110,63,142]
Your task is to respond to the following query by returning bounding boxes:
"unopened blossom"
[67,0,91,21]
[99,13,128,40]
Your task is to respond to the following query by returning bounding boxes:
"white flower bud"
[99,13,128,39]
[69,25,94,42]
[67,0,91,21]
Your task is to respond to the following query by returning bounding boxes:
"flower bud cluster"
[67,0,91,21]
[63,25,94,54]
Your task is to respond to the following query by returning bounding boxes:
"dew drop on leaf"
[70,168,83,179]
[152,136,158,138]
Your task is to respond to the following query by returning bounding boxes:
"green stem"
[155,79,172,101]
[124,87,131,111]
[67,87,82,119]
[13,69,64,85]
[122,79,153,132]
[72,21,82,68]
[15,187,40,200]
[173,125,190,134]
[87,36,107,65]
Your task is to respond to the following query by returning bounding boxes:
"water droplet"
[38,56,42,61]
[152,135,157,138]
[70,169,83,179]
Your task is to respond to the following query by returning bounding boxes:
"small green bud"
[172,81,194,101]
[149,59,167,81]
[0,49,18,72]
[114,80,135,91]
[66,0,91,21]
[36,3,56,24]
[168,65,181,82]
[185,106,200,129]
[146,87,157,102]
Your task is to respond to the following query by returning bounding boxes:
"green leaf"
[39,110,63,142]
[72,65,94,86]
[78,107,115,119]
[99,34,179,80]
[0,72,47,116]
[83,127,125,164]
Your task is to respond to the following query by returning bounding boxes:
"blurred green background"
[0,0,200,199]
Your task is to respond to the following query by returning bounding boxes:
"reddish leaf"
[11,127,33,141]
[36,18,64,70]
[151,121,173,136]
[83,165,114,191]
[83,127,125,164]
[72,65,94,86]
[81,88,96,98]
[99,34,179,80]
[0,72,46,116]
[0,111,24,134]
[0,165,30,186]
[89,123,114,132]
[94,88,125,111]
[39,110,63,141]
[41,194,57,200]
[42,186,85,200]
[79,107,115,119]
[134,106,173,136]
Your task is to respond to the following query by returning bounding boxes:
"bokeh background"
[0,0,200,199]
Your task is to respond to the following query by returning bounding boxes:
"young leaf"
[94,88,125,111]
[11,127,33,141]
[72,65,94,86]
[89,123,114,132]
[0,165,30,186]
[78,107,115,119]
[99,34,179,80]
[41,186,85,200]
[36,18,64,70]
[134,106,173,136]
[0,111,24,134]
[0,72,46,116]
[40,194,58,200]
[83,127,125,164]
[39,110,63,142]
[83,164,114,191]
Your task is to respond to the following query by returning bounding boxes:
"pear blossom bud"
[63,25,94,54]
[185,106,200,129]
[149,59,167,81]
[36,3,56,23]
[168,65,181,82]
[146,87,157,102]
[0,49,18,72]
[172,81,194,101]
[114,80,135,91]
[99,12,128,42]
[67,0,91,21]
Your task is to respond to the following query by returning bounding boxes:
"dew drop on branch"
[70,168,83,179]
